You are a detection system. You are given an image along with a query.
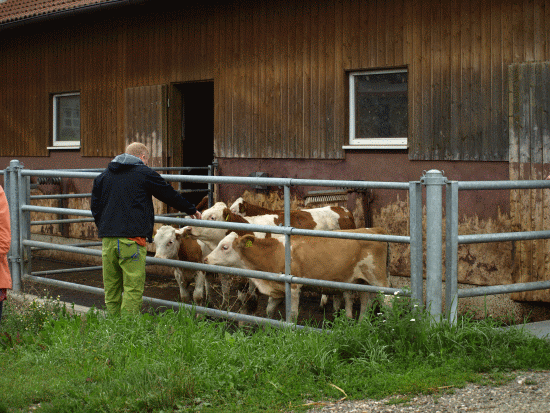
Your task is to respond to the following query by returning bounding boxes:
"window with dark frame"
[348,69,408,149]
[53,93,80,147]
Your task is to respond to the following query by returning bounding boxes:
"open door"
[509,62,550,302]
[169,82,214,205]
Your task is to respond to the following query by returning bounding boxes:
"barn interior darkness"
[173,81,214,205]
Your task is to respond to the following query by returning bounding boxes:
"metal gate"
[4,160,550,326]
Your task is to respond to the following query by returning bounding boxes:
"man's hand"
[191,211,202,219]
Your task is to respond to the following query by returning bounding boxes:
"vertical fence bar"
[208,164,214,208]
[445,180,459,324]
[409,181,423,305]
[423,170,445,322]
[284,184,292,322]
[19,174,32,279]
[7,160,22,291]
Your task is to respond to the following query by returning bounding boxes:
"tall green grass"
[1,294,549,413]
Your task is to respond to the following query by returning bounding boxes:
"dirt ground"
[22,257,351,328]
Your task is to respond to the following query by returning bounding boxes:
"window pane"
[55,95,80,142]
[354,71,408,138]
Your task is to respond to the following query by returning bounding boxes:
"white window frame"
[345,68,408,150]
[52,92,81,148]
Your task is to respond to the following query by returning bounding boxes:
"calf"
[153,225,212,307]
[204,227,390,322]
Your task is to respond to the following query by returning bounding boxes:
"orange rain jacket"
[0,185,12,290]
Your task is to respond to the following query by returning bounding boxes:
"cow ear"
[239,234,255,248]
[222,208,231,221]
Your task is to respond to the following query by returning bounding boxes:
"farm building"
[1,0,550,319]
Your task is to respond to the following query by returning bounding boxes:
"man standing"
[91,142,201,316]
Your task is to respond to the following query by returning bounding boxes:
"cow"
[228,197,358,311]
[153,225,213,307]
[229,197,356,230]
[203,227,390,322]
[184,205,263,313]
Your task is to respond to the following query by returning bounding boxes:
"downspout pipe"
[0,0,150,32]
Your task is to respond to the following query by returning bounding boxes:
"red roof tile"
[0,0,115,25]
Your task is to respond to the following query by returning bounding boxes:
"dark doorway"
[170,81,214,205]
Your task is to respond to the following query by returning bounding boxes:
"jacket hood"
[108,153,144,173]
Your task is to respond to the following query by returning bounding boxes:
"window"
[347,69,408,149]
[53,93,80,147]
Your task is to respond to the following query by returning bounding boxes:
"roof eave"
[0,0,150,31]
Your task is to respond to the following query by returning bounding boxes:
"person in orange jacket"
[0,185,12,322]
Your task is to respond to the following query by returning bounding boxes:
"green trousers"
[101,237,147,316]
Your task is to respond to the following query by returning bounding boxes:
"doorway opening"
[170,81,214,205]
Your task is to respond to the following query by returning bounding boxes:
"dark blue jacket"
[91,154,197,242]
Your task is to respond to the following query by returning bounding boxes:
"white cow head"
[153,225,183,260]
[204,232,246,268]
[229,197,245,216]
[184,202,230,249]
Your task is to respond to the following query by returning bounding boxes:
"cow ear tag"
[225,214,230,221]
[245,239,253,248]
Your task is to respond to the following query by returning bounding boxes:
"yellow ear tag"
[245,240,253,248]
[225,214,230,221]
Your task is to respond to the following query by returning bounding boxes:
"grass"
[1,293,550,413]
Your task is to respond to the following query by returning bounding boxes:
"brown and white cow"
[229,197,356,230]
[184,205,264,313]
[153,225,213,307]
[229,197,358,311]
[204,227,390,322]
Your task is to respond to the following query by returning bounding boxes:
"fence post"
[409,181,423,305]
[422,170,446,322]
[283,184,292,322]
[19,172,32,280]
[7,160,22,292]
[445,180,459,324]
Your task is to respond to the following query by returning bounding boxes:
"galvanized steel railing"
[3,159,419,327]
[7,162,550,326]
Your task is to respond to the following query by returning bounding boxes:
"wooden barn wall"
[1,0,550,160]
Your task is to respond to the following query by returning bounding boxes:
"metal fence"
[4,160,550,327]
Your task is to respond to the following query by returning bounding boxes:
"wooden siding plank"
[325,0,336,158]
[531,63,544,294]
[519,63,533,293]
[470,0,482,161]
[431,2,443,159]
[288,0,299,158]
[490,0,504,161]
[409,0,423,159]
[421,0,433,159]
[440,0,451,159]
[533,0,546,61]
[334,0,345,152]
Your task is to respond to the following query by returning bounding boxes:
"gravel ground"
[302,370,550,413]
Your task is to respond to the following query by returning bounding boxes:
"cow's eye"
[209,216,216,220]
[222,245,229,251]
